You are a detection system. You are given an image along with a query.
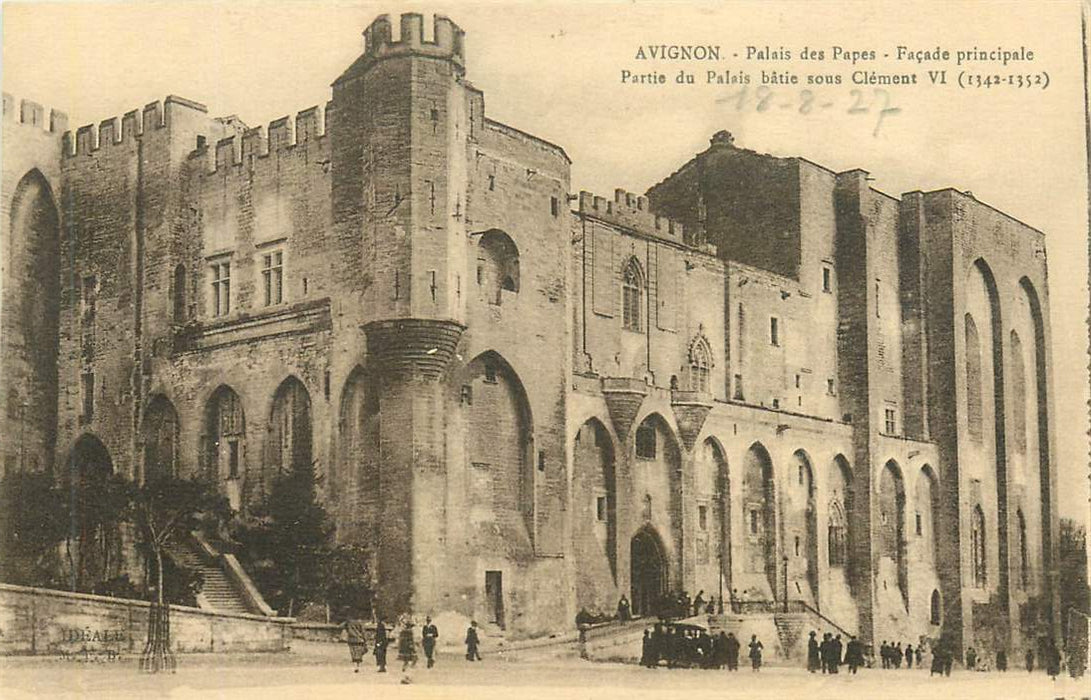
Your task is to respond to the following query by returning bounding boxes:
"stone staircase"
[164,537,255,616]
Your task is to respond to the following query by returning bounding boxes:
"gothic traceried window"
[622,258,643,332]
[688,335,712,393]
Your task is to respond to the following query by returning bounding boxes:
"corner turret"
[334,13,465,86]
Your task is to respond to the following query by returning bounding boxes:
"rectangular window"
[596,496,607,522]
[635,424,657,459]
[483,360,497,384]
[770,317,779,346]
[749,509,759,534]
[827,378,835,395]
[80,372,95,423]
[822,266,832,293]
[538,450,546,472]
[262,251,284,306]
[550,196,559,217]
[884,408,897,434]
[733,374,744,401]
[916,512,923,536]
[211,261,231,316]
[460,384,473,405]
[698,505,708,531]
[488,174,495,191]
[228,439,239,479]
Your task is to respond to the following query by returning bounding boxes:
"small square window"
[460,384,473,405]
[596,496,607,522]
[827,379,835,395]
[772,398,780,409]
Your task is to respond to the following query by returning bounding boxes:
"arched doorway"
[66,434,120,591]
[203,385,246,508]
[631,526,667,617]
[142,395,179,483]
[573,418,617,611]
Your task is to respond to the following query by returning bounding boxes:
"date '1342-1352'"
[716,86,901,137]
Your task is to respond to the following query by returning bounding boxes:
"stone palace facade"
[0,12,1059,655]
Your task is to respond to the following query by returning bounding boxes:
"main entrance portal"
[630,527,667,617]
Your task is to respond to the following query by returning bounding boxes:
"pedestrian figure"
[943,645,953,676]
[641,629,656,667]
[725,632,740,671]
[465,620,482,661]
[1045,639,1061,679]
[996,649,1006,672]
[906,643,914,669]
[705,597,716,615]
[830,634,843,673]
[617,595,632,622]
[397,619,418,672]
[421,616,439,669]
[915,646,923,668]
[930,644,944,676]
[880,640,889,669]
[966,646,976,671]
[748,634,763,671]
[893,642,903,669]
[807,631,820,673]
[693,591,705,617]
[845,637,863,674]
[342,617,369,673]
[1025,647,1034,672]
[713,631,728,669]
[374,620,390,672]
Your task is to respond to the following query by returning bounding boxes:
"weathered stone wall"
[0,583,291,655]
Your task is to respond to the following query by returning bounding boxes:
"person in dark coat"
[893,642,903,669]
[1025,647,1034,672]
[943,645,954,676]
[374,620,390,672]
[692,591,706,617]
[617,595,632,622]
[343,617,369,673]
[880,640,889,669]
[1045,639,1061,679]
[748,634,763,671]
[807,631,820,673]
[845,637,863,674]
[996,648,1007,672]
[830,634,843,673]
[819,633,831,673]
[915,645,923,668]
[713,631,728,669]
[705,597,716,615]
[930,643,945,676]
[905,643,914,669]
[640,629,654,667]
[465,620,482,661]
[397,620,418,672]
[725,632,741,671]
[965,646,977,670]
[421,616,439,669]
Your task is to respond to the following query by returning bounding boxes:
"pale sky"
[3,1,1088,522]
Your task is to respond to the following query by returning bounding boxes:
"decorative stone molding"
[671,389,713,451]
[601,376,649,440]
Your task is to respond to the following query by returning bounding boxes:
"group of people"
[806,631,867,674]
[879,640,921,669]
[342,616,484,675]
[640,625,766,671]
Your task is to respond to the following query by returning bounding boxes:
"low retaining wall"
[0,583,293,656]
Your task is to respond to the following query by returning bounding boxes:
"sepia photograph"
[1,1,1089,697]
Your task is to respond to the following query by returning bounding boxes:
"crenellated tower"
[329,13,470,615]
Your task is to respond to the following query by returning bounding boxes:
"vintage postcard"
[0,1,1088,698]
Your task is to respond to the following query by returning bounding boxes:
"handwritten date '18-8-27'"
[715,85,901,137]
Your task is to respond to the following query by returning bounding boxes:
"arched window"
[476,230,519,305]
[971,505,987,587]
[688,336,712,393]
[930,589,942,625]
[828,500,847,567]
[1010,330,1027,454]
[965,313,983,440]
[622,258,643,332]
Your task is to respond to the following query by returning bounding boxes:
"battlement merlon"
[189,104,330,174]
[335,13,465,86]
[2,93,68,136]
[62,95,208,157]
[577,189,691,245]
